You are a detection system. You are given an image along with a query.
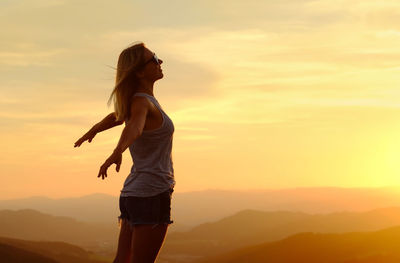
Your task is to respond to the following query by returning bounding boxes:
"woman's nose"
[159,59,163,65]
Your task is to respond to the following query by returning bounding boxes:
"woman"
[74,42,175,263]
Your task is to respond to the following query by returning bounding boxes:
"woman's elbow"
[126,123,143,139]
[116,120,124,126]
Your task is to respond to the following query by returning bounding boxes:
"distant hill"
[171,186,400,227]
[0,193,119,224]
[0,209,118,250]
[0,236,107,263]
[2,187,400,228]
[194,225,400,263]
[160,207,400,261]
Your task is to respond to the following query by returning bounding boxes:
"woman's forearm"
[113,124,142,154]
[92,112,123,133]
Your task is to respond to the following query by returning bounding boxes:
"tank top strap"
[133,92,155,100]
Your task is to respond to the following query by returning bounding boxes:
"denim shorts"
[118,188,174,228]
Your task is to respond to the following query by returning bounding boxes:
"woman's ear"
[135,69,145,79]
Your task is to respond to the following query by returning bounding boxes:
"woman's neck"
[136,82,154,96]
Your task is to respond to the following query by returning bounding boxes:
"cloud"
[2,0,399,133]
[128,0,349,31]
[0,49,67,66]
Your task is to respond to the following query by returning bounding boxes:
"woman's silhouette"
[74,42,175,263]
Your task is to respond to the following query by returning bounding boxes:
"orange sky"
[1,0,399,199]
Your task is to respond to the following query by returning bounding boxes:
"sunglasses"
[142,53,161,67]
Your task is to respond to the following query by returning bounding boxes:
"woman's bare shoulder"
[131,95,152,107]
[130,95,152,117]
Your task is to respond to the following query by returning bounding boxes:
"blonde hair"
[107,42,146,122]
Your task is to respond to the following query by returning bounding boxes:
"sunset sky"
[1,0,399,199]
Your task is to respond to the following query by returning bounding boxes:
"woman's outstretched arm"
[97,97,149,179]
[74,112,124,147]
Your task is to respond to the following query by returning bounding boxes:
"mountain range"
[1,186,400,230]
[3,205,400,262]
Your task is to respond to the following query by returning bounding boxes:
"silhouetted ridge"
[0,236,107,263]
[0,242,57,263]
[195,225,400,263]
[162,207,400,260]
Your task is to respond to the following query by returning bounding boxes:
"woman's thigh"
[114,219,133,263]
[130,224,169,263]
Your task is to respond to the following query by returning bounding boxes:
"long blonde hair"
[107,42,146,122]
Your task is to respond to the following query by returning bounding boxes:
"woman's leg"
[113,219,134,263]
[130,223,169,263]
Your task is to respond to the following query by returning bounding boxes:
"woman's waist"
[122,172,175,193]
[130,163,173,174]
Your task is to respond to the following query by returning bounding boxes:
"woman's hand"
[74,129,97,147]
[98,150,122,180]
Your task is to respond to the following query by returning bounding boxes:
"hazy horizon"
[2,185,400,200]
